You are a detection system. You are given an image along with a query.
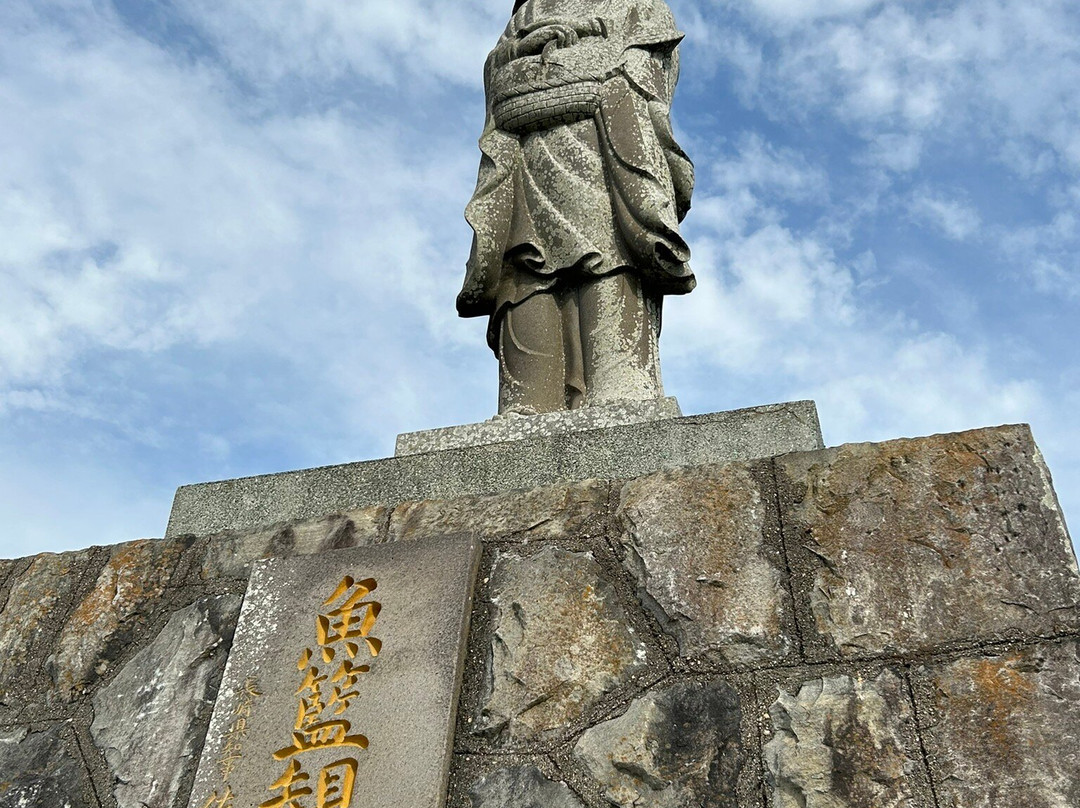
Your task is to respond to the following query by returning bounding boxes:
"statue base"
[395,397,683,456]
[165,401,823,538]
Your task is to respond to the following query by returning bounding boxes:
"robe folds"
[458,0,696,352]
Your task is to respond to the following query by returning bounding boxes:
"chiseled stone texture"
[391,479,610,544]
[574,679,743,807]
[477,546,648,744]
[764,670,925,808]
[778,426,1080,660]
[397,398,681,455]
[91,594,241,808]
[167,402,824,538]
[199,505,384,579]
[0,558,15,592]
[49,538,192,701]
[0,550,94,704]
[917,640,1080,807]
[618,462,794,666]
[469,764,586,808]
[0,724,95,808]
[189,537,481,808]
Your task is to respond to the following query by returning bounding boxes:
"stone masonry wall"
[0,424,1077,808]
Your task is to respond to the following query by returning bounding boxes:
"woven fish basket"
[493,80,603,135]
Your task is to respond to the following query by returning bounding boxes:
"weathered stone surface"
[397,398,682,455]
[617,462,794,666]
[167,402,824,537]
[50,538,191,701]
[391,479,609,544]
[189,536,481,808]
[199,505,385,579]
[777,426,1080,659]
[574,679,743,807]
[0,724,95,808]
[916,640,1080,806]
[477,546,649,743]
[469,764,586,808]
[764,670,925,808]
[461,0,695,414]
[91,594,241,808]
[0,550,93,704]
[0,558,15,592]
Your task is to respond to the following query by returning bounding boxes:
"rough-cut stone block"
[617,462,795,666]
[915,640,1080,806]
[167,402,824,537]
[574,679,743,807]
[764,670,928,808]
[91,594,242,808]
[396,397,681,455]
[469,765,587,808]
[0,724,96,808]
[0,558,15,591]
[477,546,649,744]
[199,506,385,579]
[777,426,1080,660]
[49,537,191,700]
[189,536,481,808]
[391,479,610,544]
[0,550,93,704]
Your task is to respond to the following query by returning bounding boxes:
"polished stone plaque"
[188,535,481,808]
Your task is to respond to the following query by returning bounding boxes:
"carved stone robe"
[457,0,696,351]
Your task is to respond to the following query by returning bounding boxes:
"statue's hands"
[514,22,579,60]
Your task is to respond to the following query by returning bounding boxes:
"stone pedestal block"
[763,670,931,808]
[574,679,743,808]
[0,724,96,808]
[92,595,242,808]
[50,537,192,701]
[2,415,1077,808]
[469,764,586,808]
[777,425,1080,661]
[0,550,94,707]
[914,640,1080,807]
[476,546,649,745]
[616,462,795,667]
[166,401,823,538]
[396,397,683,455]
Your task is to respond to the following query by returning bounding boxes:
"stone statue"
[458,0,695,415]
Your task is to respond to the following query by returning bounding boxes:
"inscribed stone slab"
[188,535,481,808]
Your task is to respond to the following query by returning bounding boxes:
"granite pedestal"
[166,401,824,538]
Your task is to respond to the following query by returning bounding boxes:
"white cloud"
[908,189,982,241]
[712,133,829,203]
[740,0,882,25]
[168,0,506,89]
[1,0,1076,559]
[719,0,1080,172]
[996,209,1080,297]
[0,0,484,410]
[684,0,1080,299]
[666,130,1043,453]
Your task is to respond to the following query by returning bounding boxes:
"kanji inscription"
[187,536,481,808]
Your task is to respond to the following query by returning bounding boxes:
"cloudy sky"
[2,0,1077,559]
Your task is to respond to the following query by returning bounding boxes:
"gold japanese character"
[273,720,369,761]
[201,787,235,808]
[317,577,382,660]
[236,676,263,701]
[316,758,358,808]
[260,760,312,808]
[220,751,242,781]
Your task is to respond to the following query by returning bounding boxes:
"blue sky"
[1,0,1077,560]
